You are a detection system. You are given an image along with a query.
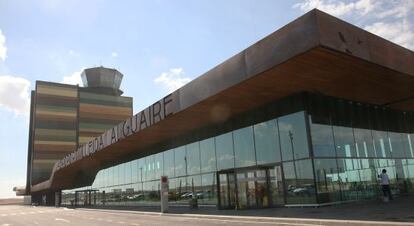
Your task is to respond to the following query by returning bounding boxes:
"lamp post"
[289,130,299,189]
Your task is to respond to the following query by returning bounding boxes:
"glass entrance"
[218,166,284,209]
[269,165,285,205]
[218,173,236,209]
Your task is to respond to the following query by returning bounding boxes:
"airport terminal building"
[24,10,414,209]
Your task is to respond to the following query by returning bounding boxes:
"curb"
[76,207,414,226]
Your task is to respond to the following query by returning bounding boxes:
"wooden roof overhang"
[31,9,414,193]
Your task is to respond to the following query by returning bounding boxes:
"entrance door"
[269,165,285,205]
[218,172,236,209]
[236,169,269,209]
[219,168,277,209]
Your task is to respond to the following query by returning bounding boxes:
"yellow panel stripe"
[35,129,77,136]
[34,141,76,146]
[37,85,78,98]
[36,110,77,117]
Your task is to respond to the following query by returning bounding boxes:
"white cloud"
[293,0,414,50]
[61,68,84,86]
[0,75,31,116]
[154,68,192,92]
[365,19,414,50]
[293,0,376,17]
[111,52,118,58]
[0,29,7,61]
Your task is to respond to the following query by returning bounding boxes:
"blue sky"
[0,0,412,198]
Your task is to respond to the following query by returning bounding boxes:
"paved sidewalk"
[75,195,414,225]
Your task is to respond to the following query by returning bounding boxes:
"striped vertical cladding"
[32,82,78,185]
[30,82,133,185]
[78,90,133,146]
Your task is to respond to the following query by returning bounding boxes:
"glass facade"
[62,93,414,208]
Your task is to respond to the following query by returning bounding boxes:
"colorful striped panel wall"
[32,82,78,184]
[78,91,132,145]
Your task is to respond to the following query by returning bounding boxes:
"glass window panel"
[137,158,144,182]
[407,134,414,158]
[125,161,132,184]
[188,175,202,200]
[132,160,138,183]
[175,146,186,177]
[333,126,356,158]
[175,177,188,203]
[113,165,119,186]
[186,142,201,175]
[283,161,296,204]
[163,149,175,177]
[313,159,341,203]
[278,111,310,161]
[200,138,217,173]
[372,130,392,158]
[294,159,316,204]
[121,163,126,185]
[144,156,155,181]
[168,178,177,202]
[389,132,409,158]
[155,152,163,179]
[200,173,217,205]
[234,126,256,167]
[254,119,281,164]
[107,168,113,187]
[215,132,235,170]
[337,158,361,201]
[310,116,336,157]
[353,128,375,158]
[269,165,284,205]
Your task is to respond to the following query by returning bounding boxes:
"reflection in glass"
[314,159,341,203]
[200,173,217,205]
[372,130,392,158]
[163,149,174,177]
[200,138,217,173]
[234,126,256,167]
[294,159,316,204]
[353,128,375,158]
[186,142,201,175]
[154,153,163,179]
[279,111,310,161]
[310,117,336,157]
[333,126,356,158]
[254,119,281,164]
[175,146,186,177]
[269,165,284,205]
[215,132,235,170]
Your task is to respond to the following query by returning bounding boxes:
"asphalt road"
[0,205,320,226]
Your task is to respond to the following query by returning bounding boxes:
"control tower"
[81,66,124,96]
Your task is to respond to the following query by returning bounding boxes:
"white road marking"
[117,221,126,224]
[1,214,7,217]
[55,218,70,223]
[172,216,322,226]
[130,223,141,226]
[1,224,10,226]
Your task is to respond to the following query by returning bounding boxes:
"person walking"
[379,169,393,201]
